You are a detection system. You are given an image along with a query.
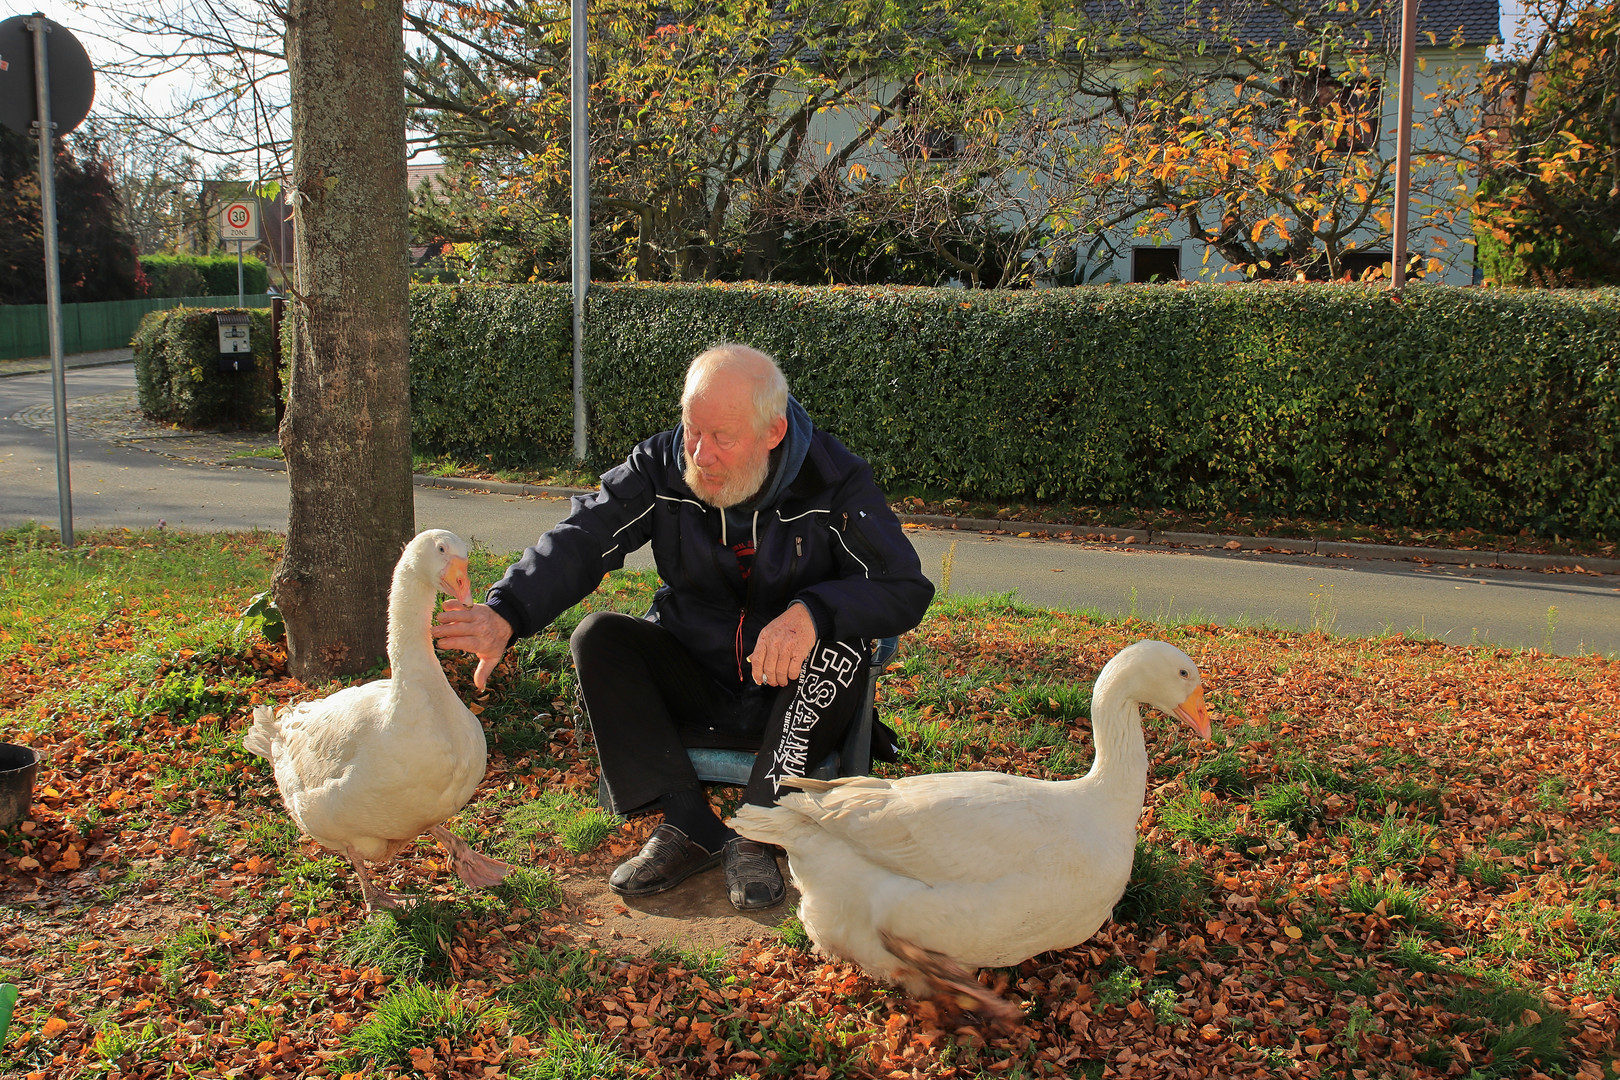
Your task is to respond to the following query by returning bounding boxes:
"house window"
[1291,67,1382,153]
[888,78,960,161]
[1132,246,1181,282]
[1338,251,1390,280]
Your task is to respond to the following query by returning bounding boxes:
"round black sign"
[0,16,96,138]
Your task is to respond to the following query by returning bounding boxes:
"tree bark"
[272,0,414,680]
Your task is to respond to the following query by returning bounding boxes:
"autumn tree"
[0,128,145,304]
[769,64,1118,287]
[1475,0,1620,285]
[403,0,1025,283]
[1069,0,1495,280]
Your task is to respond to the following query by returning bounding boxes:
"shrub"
[409,284,574,462]
[140,254,269,298]
[579,282,1620,539]
[401,282,1620,538]
[132,306,278,430]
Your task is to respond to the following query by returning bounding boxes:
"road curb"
[909,514,1620,576]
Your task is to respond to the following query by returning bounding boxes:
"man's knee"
[570,610,638,666]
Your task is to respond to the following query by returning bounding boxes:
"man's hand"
[432,600,513,692]
[748,602,817,687]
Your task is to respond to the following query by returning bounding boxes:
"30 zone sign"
[219,199,260,242]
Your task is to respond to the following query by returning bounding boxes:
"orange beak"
[439,556,473,608]
[1174,684,1212,740]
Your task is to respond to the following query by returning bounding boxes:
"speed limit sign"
[219,199,260,242]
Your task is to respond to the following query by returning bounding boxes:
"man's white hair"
[682,344,789,435]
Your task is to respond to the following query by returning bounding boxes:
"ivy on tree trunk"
[273,0,415,680]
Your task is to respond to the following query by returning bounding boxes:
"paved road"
[4,364,1618,658]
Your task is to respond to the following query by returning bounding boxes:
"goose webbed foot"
[879,930,1024,1022]
[345,849,413,913]
[429,824,513,889]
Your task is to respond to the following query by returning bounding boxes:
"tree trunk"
[272,0,414,680]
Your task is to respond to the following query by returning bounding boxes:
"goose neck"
[1083,665,1149,796]
[386,571,444,684]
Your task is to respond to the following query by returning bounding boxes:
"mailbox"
[216,311,254,372]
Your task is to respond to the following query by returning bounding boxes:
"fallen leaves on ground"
[0,532,1616,1079]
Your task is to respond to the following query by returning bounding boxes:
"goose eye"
[1179,668,1188,678]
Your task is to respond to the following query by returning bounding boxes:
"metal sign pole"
[29,14,72,548]
[1390,0,1418,290]
[237,238,245,306]
[570,0,589,463]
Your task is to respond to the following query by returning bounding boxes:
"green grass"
[1185,749,1253,795]
[1387,931,1449,974]
[510,1026,640,1079]
[1344,878,1444,935]
[1342,809,1438,872]
[722,1005,865,1079]
[1445,985,1571,1078]
[1115,839,1211,929]
[1157,783,1274,854]
[343,983,515,1070]
[157,922,232,999]
[1252,781,1323,836]
[1094,965,1142,1006]
[499,945,604,1029]
[339,911,446,984]
[776,911,813,951]
[492,866,565,912]
[498,791,623,859]
[86,1019,172,1071]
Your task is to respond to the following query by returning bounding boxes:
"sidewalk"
[11,350,1619,577]
[0,347,140,379]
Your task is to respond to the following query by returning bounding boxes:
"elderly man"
[433,344,933,910]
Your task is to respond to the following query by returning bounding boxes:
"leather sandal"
[724,836,786,910]
[609,824,721,897]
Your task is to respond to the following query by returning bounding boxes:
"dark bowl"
[0,744,39,829]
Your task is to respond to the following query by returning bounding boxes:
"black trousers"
[570,611,867,815]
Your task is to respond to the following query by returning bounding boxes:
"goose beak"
[1173,684,1212,740]
[440,556,473,608]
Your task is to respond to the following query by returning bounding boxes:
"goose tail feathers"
[244,703,279,759]
[728,803,795,846]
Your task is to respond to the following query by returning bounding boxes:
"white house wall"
[791,45,1492,285]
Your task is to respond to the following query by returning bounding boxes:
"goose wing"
[774,771,1072,886]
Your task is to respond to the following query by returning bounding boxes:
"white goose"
[730,639,1211,1016]
[245,529,510,910]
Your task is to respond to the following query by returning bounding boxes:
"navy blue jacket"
[485,405,934,689]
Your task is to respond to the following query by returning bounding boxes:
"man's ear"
[765,414,788,450]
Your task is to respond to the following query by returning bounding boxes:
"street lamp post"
[1391,0,1418,289]
[570,0,589,462]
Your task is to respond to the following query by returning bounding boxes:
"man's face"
[682,379,787,509]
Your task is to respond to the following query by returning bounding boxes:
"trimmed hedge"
[579,282,1620,540]
[365,282,1620,540]
[409,285,576,461]
[132,306,278,430]
[140,254,269,299]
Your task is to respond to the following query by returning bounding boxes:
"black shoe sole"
[608,850,722,898]
[728,886,786,912]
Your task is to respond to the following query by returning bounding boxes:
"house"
[806,0,1501,286]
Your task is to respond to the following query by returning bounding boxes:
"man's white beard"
[684,447,772,509]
